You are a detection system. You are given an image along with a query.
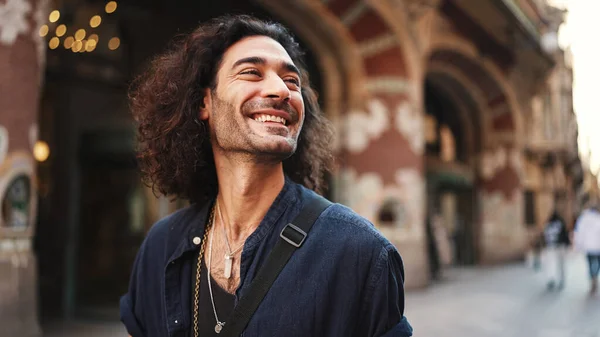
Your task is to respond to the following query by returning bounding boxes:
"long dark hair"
[547,210,564,225]
[130,14,334,204]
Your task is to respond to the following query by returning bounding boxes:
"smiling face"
[201,35,305,163]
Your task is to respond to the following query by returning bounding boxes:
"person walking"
[542,209,570,290]
[574,204,600,294]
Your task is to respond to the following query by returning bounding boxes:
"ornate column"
[0,0,47,334]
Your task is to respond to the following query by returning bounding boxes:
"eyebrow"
[231,56,300,76]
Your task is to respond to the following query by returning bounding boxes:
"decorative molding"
[28,123,38,150]
[402,0,444,53]
[403,0,443,21]
[481,147,507,180]
[426,33,524,146]
[395,101,424,155]
[357,33,398,58]
[32,0,49,72]
[0,238,30,252]
[344,99,390,153]
[342,96,424,156]
[510,148,525,180]
[367,0,422,82]
[480,189,525,242]
[339,1,368,27]
[0,151,37,239]
[480,147,524,181]
[338,167,425,239]
[0,0,32,46]
[0,125,8,165]
[365,76,413,94]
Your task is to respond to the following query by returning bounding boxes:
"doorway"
[423,77,480,279]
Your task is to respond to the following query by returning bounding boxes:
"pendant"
[224,254,233,279]
[215,322,225,333]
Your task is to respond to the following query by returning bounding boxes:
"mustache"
[243,99,299,121]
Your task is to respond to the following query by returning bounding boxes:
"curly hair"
[130,14,335,205]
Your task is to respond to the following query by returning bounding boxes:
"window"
[440,125,456,162]
[525,190,536,227]
[543,92,553,140]
[1,175,31,230]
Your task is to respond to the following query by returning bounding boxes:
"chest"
[158,249,365,337]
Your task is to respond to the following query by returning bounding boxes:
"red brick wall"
[0,13,41,153]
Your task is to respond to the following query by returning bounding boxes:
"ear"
[199,88,212,121]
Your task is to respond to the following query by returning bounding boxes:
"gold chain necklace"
[193,204,215,337]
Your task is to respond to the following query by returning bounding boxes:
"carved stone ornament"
[0,0,32,46]
[403,0,443,21]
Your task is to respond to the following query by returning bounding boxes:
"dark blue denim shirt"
[120,178,413,337]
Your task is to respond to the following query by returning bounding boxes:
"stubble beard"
[211,93,298,165]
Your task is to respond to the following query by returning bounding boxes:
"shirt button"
[174,320,179,324]
[192,237,201,245]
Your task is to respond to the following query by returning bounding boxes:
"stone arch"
[258,0,428,288]
[423,35,528,264]
[425,35,524,147]
[263,0,420,102]
[262,1,420,187]
[299,0,423,287]
[322,0,416,102]
[426,64,491,160]
[257,0,365,119]
[367,0,421,85]
[423,60,489,268]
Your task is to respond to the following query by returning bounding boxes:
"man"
[541,209,570,290]
[120,14,412,337]
[574,203,600,294]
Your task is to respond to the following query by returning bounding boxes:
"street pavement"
[406,251,600,337]
[42,252,600,337]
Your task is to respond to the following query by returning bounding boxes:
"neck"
[213,152,286,241]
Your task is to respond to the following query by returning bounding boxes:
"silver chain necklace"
[207,225,226,333]
[217,201,245,279]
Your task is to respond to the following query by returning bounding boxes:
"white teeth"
[253,114,287,125]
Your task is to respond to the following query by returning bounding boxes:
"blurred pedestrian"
[574,204,600,294]
[542,209,570,290]
[529,231,544,272]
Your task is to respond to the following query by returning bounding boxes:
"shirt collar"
[166,201,213,266]
[165,176,298,266]
[241,175,298,253]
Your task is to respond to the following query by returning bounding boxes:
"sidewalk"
[42,321,126,337]
[42,252,600,337]
[406,251,600,337]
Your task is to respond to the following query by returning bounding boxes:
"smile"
[252,114,287,126]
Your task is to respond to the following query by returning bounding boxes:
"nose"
[261,72,290,102]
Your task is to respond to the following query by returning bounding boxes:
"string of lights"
[38,1,120,54]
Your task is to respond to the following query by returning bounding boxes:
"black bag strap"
[220,194,332,337]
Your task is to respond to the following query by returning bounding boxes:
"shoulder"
[326,203,403,267]
[296,185,393,249]
[306,199,400,271]
[143,204,194,241]
[309,196,407,308]
[296,186,394,252]
[322,203,392,247]
[139,203,208,259]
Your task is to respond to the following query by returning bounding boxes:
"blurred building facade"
[0,0,584,333]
